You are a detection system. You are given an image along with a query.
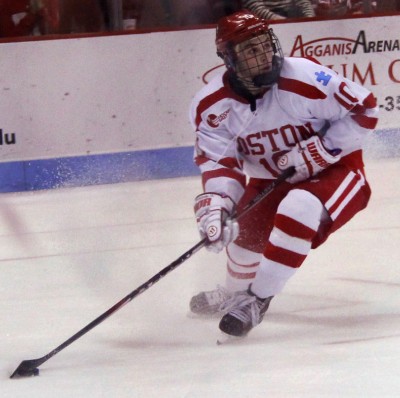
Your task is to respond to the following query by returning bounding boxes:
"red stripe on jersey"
[274,214,317,240]
[350,93,378,128]
[194,155,208,166]
[351,114,378,129]
[351,103,366,114]
[227,264,257,279]
[195,87,228,128]
[195,73,249,128]
[218,156,243,169]
[194,154,242,169]
[363,92,377,108]
[278,77,327,99]
[333,92,354,110]
[343,92,377,115]
[202,168,246,188]
[263,242,306,268]
[326,173,359,215]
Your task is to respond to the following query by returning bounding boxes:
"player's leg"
[189,178,280,317]
[189,243,261,316]
[219,164,371,336]
[219,188,325,336]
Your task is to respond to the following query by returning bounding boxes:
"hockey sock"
[225,243,261,292]
[251,189,325,298]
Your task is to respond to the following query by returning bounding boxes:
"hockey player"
[189,11,378,337]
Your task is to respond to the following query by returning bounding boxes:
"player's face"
[234,34,274,80]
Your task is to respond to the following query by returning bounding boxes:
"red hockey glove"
[194,193,239,253]
[277,136,341,184]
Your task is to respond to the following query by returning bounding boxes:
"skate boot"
[190,285,233,316]
[219,287,273,337]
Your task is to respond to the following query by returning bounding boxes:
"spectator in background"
[138,0,215,28]
[55,0,105,34]
[137,0,176,28]
[209,0,242,21]
[314,1,377,18]
[242,0,315,20]
[0,0,44,37]
[122,0,142,30]
[314,0,348,16]
[99,0,111,30]
[349,0,377,14]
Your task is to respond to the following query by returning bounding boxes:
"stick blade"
[10,359,41,379]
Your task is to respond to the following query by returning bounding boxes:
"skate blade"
[216,332,246,345]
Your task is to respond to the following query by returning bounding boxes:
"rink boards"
[0,14,399,191]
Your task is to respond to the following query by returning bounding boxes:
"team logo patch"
[207,225,218,237]
[207,109,230,128]
[315,71,332,86]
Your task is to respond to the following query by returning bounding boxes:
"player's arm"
[302,64,379,155]
[193,131,245,252]
[295,0,316,17]
[277,62,379,183]
[319,76,379,156]
[241,0,286,20]
[190,94,245,252]
[194,137,246,202]
[189,89,246,204]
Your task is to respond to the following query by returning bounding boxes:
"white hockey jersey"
[189,57,378,204]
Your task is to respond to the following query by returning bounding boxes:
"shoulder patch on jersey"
[278,77,327,100]
[207,108,231,128]
[315,71,332,86]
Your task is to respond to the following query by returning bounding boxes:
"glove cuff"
[194,192,235,217]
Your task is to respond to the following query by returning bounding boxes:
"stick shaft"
[10,167,294,377]
[232,167,294,220]
[10,238,206,376]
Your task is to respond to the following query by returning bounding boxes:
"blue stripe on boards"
[0,146,199,192]
[0,129,399,193]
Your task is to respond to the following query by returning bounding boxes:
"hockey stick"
[10,166,295,379]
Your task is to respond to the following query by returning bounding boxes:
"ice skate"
[218,288,273,337]
[189,285,233,317]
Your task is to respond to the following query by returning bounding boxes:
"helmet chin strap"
[252,71,278,88]
[240,80,265,95]
[235,72,274,96]
[235,71,266,95]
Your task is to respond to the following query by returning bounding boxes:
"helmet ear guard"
[217,43,238,72]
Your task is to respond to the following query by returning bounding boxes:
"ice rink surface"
[1,157,399,398]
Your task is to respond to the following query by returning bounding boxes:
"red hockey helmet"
[215,11,283,89]
[216,11,271,55]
